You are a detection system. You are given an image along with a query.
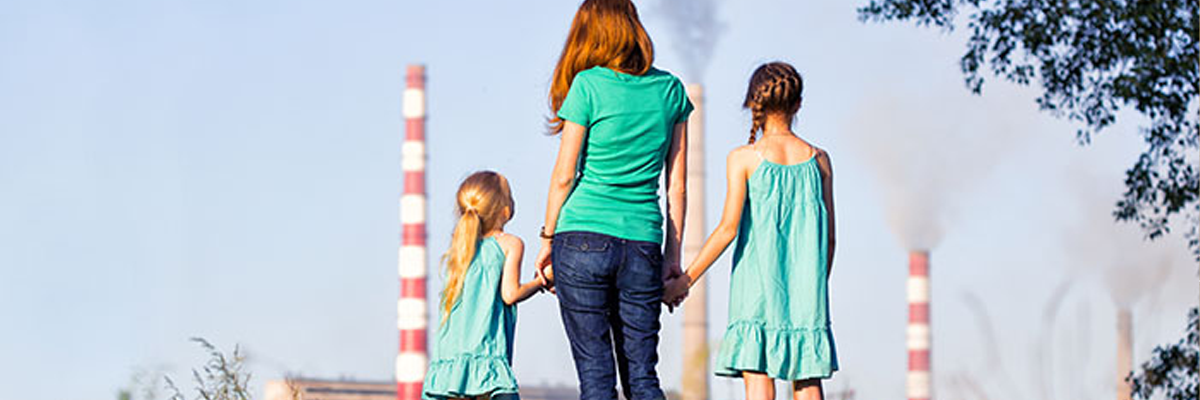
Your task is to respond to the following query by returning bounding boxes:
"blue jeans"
[553,231,666,400]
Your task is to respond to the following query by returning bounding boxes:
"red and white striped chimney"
[397,64,429,400]
[907,250,931,400]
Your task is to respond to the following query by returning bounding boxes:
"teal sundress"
[714,149,839,380]
[423,236,520,400]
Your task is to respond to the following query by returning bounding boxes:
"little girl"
[423,171,544,400]
[665,62,837,400]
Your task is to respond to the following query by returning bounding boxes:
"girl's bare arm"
[684,148,751,285]
[816,150,835,276]
[499,235,540,305]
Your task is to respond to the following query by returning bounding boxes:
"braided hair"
[743,62,803,144]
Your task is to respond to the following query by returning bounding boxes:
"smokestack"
[682,83,709,400]
[907,251,931,400]
[397,64,429,400]
[1116,308,1132,400]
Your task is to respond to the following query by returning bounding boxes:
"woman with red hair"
[536,1,693,399]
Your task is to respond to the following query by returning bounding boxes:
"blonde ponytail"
[442,209,482,318]
[439,171,515,321]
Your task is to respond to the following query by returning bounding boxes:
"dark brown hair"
[743,62,803,144]
[548,0,654,134]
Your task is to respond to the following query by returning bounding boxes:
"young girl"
[664,62,837,400]
[423,171,544,400]
[534,0,692,399]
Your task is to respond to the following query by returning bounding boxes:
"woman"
[535,1,692,399]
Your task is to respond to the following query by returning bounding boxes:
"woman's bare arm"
[662,121,688,280]
[535,121,588,279]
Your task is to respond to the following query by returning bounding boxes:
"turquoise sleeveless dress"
[714,151,838,380]
[423,237,520,400]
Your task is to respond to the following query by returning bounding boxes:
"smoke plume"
[653,0,725,82]
[844,89,1028,249]
[1065,176,1185,307]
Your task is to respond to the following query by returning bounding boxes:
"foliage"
[857,0,1200,256]
[1130,307,1199,400]
[117,366,166,400]
[165,338,253,400]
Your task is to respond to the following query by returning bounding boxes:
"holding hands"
[661,257,690,311]
[663,273,691,308]
[535,238,555,293]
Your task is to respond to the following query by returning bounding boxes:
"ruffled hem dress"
[423,237,521,400]
[714,154,839,381]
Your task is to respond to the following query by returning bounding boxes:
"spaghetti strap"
[752,143,765,160]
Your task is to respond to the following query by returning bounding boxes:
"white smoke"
[844,88,1029,249]
[653,0,725,82]
[1064,174,1186,307]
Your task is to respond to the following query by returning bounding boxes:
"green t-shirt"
[555,66,694,244]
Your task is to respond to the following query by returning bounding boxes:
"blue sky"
[1,1,1196,399]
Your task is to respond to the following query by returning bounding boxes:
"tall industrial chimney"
[682,83,709,400]
[1116,308,1132,400]
[397,64,429,400]
[907,251,931,400]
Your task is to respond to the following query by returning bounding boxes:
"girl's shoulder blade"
[813,146,833,175]
[727,145,759,173]
[729,144,755,157]
[810,145,829,161]
[492,233,524,256]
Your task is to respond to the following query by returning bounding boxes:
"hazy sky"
[1,1,1196,400]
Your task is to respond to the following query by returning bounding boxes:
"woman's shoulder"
[583,66,679,83]
[568,67,607,90]
[647,67,685,86]
[645,66,676,78]
[576,66,606,79]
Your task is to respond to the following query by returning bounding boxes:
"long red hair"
[548,0,654,134]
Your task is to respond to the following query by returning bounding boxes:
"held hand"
[536,265,556,294]
[535,242,555,291]
[533,268,555,295]
[660,259,682,312]
[663,274,691,310]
